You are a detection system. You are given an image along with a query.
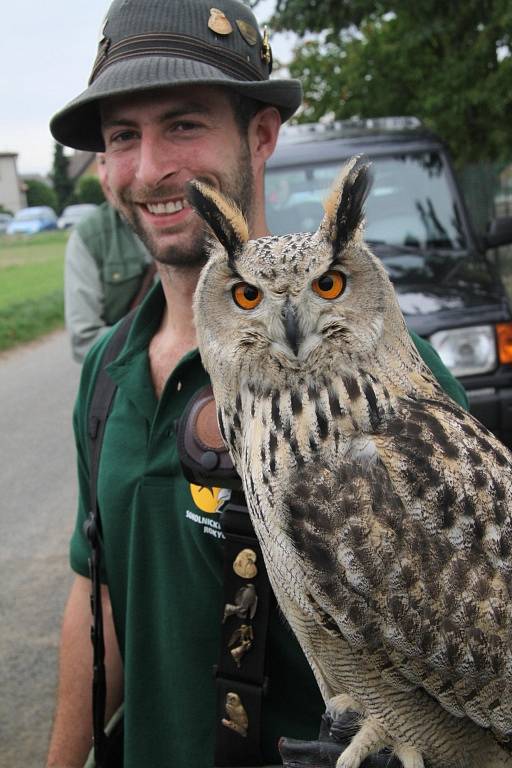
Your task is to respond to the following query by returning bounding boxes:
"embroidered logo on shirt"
[186,483,229,539]
[190,483,227,513]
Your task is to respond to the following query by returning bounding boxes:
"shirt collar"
[106,281,202,422]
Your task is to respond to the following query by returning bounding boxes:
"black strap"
[84,310,136,767]
[214,491,273,767]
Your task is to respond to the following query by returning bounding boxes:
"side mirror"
[485,216,512,249]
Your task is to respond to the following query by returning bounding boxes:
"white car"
[0,212,13,234]
[57,203,98,229]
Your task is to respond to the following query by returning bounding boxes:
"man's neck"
[157,262,200,342]
[148,263,202,398]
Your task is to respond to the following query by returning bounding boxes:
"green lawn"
[0,230,68,351]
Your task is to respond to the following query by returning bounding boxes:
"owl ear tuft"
[320,156,372,255]
[186,180,249,260]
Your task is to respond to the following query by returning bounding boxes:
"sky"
[0,1,297,176]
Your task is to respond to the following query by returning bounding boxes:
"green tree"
[25,179,59,211]
[76,175,105,205]
[274,0,512,165]
[50,142,74,214]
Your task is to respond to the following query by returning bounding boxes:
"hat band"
[89,32,266,86]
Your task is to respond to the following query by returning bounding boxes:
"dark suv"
[265,117,512,447]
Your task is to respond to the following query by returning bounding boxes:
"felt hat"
[50,0,302,151]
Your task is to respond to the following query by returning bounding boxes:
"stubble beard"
[117,141,254,270]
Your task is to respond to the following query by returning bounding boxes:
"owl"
[222,691,249,737]
[187,158,512,768]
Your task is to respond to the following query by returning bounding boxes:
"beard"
[115,140,254,270]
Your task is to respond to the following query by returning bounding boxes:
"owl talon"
[328,694,363,717]
[393,746,424,768]
[334,715,387,768]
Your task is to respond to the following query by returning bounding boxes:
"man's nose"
[135,133,179,188]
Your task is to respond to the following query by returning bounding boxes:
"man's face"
[101,85,255,269]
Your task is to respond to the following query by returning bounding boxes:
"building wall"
[0,155,26,213]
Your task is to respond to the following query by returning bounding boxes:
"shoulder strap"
[88,309,137,502]
[84,308,136,767]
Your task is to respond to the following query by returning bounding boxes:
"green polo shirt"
[70,282,467,768]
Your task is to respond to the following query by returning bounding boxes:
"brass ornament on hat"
[236,19,258,46]
[222,691,248,737]
[89,34,111,85]
[97,13,108,42]
[233,548,258,579]
[222,583,258,623]
[228,624,254,668]
[261,26,273,72]
[208,8,233,35]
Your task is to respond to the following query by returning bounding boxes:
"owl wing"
[285,392,512,736]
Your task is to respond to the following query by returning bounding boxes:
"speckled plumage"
[188,159,512,768]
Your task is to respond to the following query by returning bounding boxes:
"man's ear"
[318,156,372,257]
[248,106,282,169]
[186,180,249,264]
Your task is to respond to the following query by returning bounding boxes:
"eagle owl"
[187,159,512,768]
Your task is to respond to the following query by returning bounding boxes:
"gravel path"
[0,330,80,768]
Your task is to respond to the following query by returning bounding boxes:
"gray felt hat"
[50,0,303,151]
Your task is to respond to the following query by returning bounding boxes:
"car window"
[265,152,466,250]
[63,205,96,215]
[15,208,53,221]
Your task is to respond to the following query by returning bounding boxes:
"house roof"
[68,150,96,181]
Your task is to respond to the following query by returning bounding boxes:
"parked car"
[266,117,512,447]
[6,206,58,235]
[0,212,13,234]
[57,203,98,230]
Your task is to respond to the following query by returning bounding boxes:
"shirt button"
[167,420,178,437]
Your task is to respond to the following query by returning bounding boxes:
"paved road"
[0,331,80,768]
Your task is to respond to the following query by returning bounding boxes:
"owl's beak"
[282,301,300,356]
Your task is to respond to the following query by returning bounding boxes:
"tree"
[50,142,74,214]
[76,175,105,205]
[274,0,512,165]
[25,179,59,211]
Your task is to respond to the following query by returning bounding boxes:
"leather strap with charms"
[177,386,273,766]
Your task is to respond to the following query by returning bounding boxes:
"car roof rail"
[280,116,424,139]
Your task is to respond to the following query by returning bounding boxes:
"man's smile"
[145,198,189,215]
[135,196,194,228]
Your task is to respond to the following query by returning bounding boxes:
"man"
[64,154,153,362]
[47,1,467,767]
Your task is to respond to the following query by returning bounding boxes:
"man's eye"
[109,130,137,144]
[173,121,200,132]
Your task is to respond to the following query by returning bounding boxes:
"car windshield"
[265,152,466,250]
[15,209,47,221]
[63,205,95,216]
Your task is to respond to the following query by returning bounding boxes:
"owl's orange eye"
[232,282,263,310]
[311,270,346,300]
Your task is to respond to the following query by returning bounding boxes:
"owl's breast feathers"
[221,376,512,739]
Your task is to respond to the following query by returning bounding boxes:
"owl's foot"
[326,696,424,768]
[327,694,363,720]
[393,747,424,768]
[334,716,387,768]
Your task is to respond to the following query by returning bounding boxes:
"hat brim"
[50,56,302,151]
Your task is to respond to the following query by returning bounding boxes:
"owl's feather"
[190,159,512,767]
[186,179,248,261]
[321,155,373,255]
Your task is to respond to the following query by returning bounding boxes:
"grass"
[0,230,68,352]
